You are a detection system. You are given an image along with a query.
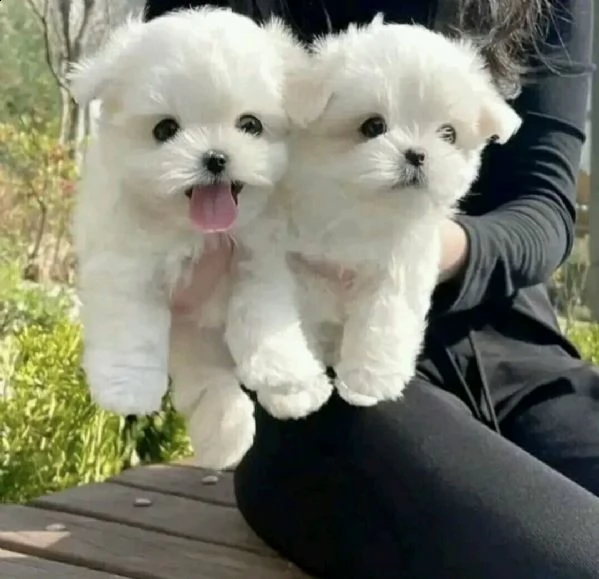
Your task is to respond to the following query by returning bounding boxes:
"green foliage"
[0,118,77,210]
[0,271,191,504]
[0,119,77,281]
[0,263,75,335]
[0,318,124,503]
[567,323,599,365]
[0,0,59,125]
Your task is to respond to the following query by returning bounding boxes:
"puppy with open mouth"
[70,7,331,470]
[278,16,522,408]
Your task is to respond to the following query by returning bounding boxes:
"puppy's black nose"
[404,148,426,167]
[203,150,228,175]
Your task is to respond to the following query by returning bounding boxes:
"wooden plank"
[0,505,308,579]
[110,464,236,507]
[0,549,125,578]
[32,482,272,555]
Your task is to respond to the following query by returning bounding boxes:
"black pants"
[234,366,599,578]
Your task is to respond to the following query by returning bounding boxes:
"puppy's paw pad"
[257,375,333,419]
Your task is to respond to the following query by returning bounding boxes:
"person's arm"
[433,0,593,314]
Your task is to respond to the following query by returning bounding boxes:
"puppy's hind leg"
[169,320,255,470]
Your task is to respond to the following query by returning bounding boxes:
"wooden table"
[0,464,309,578]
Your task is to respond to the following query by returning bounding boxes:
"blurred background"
[0,0,596,504]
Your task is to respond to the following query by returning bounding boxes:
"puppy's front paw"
[185,386,255,470]
[256,372,333,419]
[335,364,411,407]
[85,360,168,415]
[235,345,326,395]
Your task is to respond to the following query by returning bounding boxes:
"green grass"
[0,265,191,504]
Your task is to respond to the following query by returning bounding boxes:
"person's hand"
[438,219,469,284]
[171,235,234,316]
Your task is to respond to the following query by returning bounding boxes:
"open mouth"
[185,181,244,202]
[185,181,245,232]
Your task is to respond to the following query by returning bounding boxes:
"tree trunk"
[59,89,88,162]
[59,89,70,142]
[59,94,81,141]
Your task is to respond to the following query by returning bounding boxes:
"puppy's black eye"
[438,123,457,144]
[153,118,180,143]
[237,114,263,136]
[360,115,387,139]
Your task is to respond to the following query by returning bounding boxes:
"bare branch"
[72,0,97,60]
[24,0,48,29]
[24,0,71,93]
[49,0,67,60]
[57,0,72,61]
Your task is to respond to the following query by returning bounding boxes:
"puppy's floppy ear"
[68,17,145,110]
[452,36,522,145]
[283,36,344,128]
[477,88,522,144]
[260,18,334,127]
[283,57,332,127]
[260,18,319,126]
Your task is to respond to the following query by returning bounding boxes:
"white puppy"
[278,17,522,407]
[70,7,331,470]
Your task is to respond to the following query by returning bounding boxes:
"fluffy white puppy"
[279,17,522,407]
[70,7,331,470]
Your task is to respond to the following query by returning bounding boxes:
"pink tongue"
[188,184,238,232]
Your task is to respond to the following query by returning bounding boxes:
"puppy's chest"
[293,220,398,270]
[290,201,440,270]
[290,258,377,366]
[290,256,373,324]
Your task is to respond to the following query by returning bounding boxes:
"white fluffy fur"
[71,7,331,470]
[277,17,522,407]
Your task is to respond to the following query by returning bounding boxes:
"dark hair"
[444,0,553,98]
